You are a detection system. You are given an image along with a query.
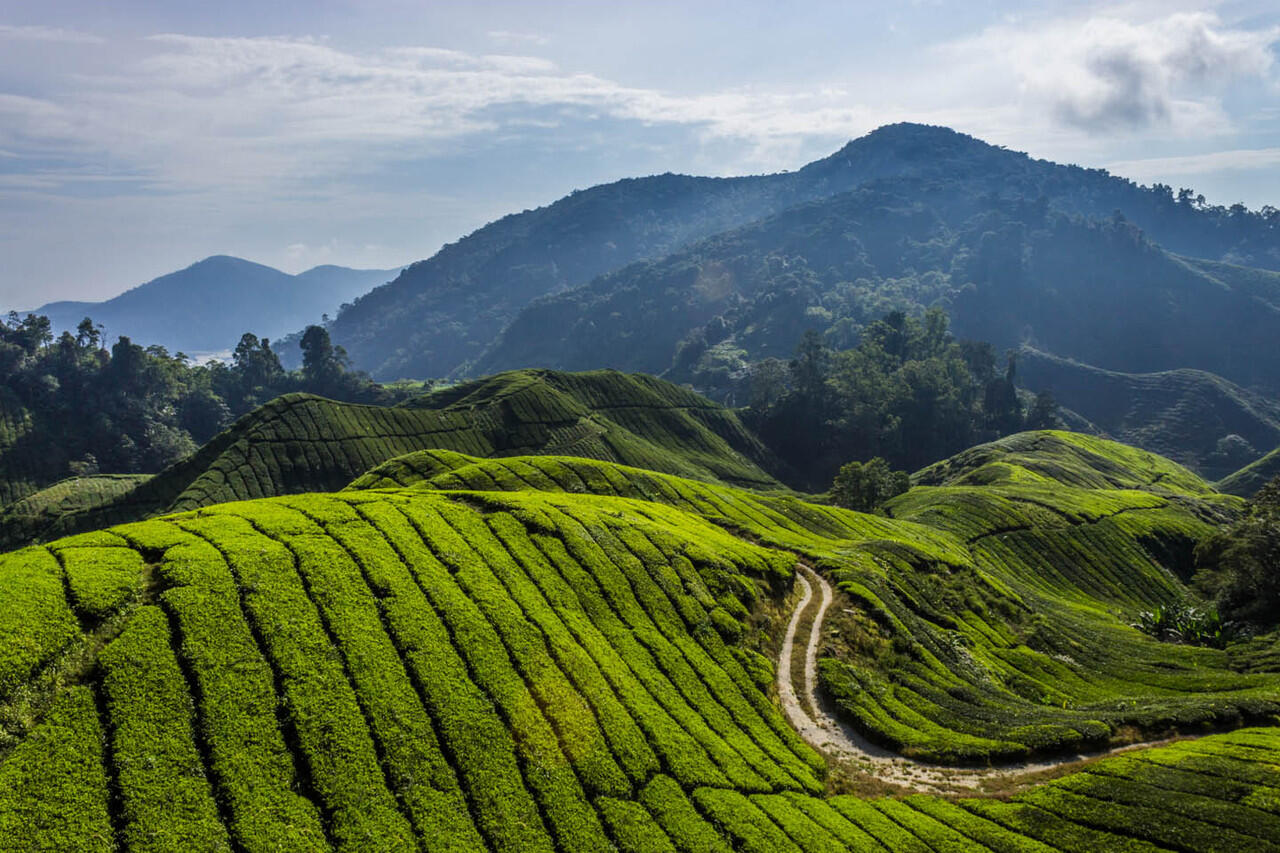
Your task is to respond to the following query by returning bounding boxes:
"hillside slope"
[25,256,400,355]
[1013,347,1280,479]
[2,433,1279,851]
[0,475,151,549]
[319,122,1280,380]
[1219,446,1280,497]
[475,180,1280,398]
[0,370,781,550]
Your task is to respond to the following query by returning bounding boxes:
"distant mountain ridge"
[1016,347,1280,480]
[24,255,401,356]
[309,122,1280,380]
[473,179,1280,398]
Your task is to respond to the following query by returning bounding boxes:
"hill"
[24,256,400,356]
[0,475,151,550]
[312,122,1280,380]
[475,180,1280,400]
[2,432,1279,850]
[1219,446,1280,497]
[1016,347,1280,479]
[0,369,782,550]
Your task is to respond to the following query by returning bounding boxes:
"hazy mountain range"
[22,255,402,356]
[308,123,1280,384]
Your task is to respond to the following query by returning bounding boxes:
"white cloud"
[947,11,1279,134]
[1108,147,1280,177]
[0,33,885,194]
[0,24,104,44]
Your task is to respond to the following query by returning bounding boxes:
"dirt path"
[778,564,1188,793]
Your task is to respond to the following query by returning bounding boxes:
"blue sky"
[2,0,1278,306]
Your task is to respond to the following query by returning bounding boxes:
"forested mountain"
[475,180,1280,400]
[313,122,1280,381]
[25,256,400,355]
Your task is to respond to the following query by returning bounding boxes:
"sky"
[2,1,1279,307]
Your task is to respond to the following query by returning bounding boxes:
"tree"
[300,325,348,393]
[982,352,1023,434]
[748,358,788,410]
[232,333,284,400]
[1024,390,1060,430]
[75,317,102,350]
[830,457,910,512]
[789,330,831,403]
[1194,476,1280,627]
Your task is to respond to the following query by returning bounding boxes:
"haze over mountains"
[310,123,1280,387]
[23,256,401,356]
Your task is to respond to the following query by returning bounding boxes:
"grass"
[1,430,1279,850]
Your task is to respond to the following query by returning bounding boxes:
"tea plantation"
[2,430,1279,850]
[1220,442,1280,497]
[0,369,781,550]
[0,475,152,550]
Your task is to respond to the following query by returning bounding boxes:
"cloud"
[0,33,883,197]
[487,30,549,47]
[949,12,1279,134]
[1108,147,1280,177]
[0,24,104,44]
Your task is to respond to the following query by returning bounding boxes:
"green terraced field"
[0,369,781,551]
[0,475,152,549]
[1016,345,1280,481]
[1220,443,1280,497]
[348,436,1273,764]
[2,430,1279,851]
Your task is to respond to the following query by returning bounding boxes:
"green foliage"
[0,475,151,549]
[1133,602,1227,648]
[475,143,1280,415]
[0,312,414,519]
[829,457,910,512]
[1194,475,1280,628]
[1018,347,1280,481]
[98,606,231,851]
[2,433,1280,850]
[0,547,79,701]
[748,310,1030,487]
[0,687,112,852]
[1,368,782,551]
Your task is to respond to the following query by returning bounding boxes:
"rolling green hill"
[1220,446,1280,497]
[2,431,1279,851]
[1017,347,1280,480]
[0,370,781,551]
[0,475,152,550]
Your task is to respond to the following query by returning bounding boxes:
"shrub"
[829,458,910,512]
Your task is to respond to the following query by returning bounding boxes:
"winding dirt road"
[777,564,1187,793]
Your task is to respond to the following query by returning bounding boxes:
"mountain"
[0,369,782,549]
[3,430,1279,851]
[312,122,1280,381]
[474,179,1280,399]
[1016,346,1280,480]
[24,256,401,356]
